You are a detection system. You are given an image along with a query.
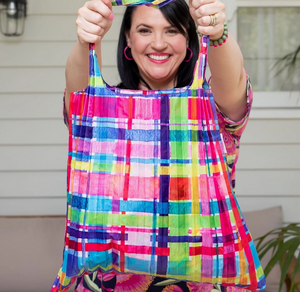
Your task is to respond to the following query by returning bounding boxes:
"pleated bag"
[51,7,266,291]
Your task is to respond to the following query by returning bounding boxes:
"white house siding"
[0,0,299,224]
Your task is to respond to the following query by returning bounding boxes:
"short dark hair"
[117,0,199,89]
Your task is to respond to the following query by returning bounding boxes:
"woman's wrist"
[198,22,228,47]
[210,29,224,41]
[210,23,228,47]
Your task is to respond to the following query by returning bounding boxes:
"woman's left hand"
[189,0,226,40]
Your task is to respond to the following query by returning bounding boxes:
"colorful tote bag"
[51,13,266,292]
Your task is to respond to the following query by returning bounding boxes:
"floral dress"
[63,76,253,292]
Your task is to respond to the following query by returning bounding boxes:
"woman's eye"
[167,29,178,34]
[138,28,150,34]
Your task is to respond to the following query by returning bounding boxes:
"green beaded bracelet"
[210,22,228,47]
[197,22,229,47]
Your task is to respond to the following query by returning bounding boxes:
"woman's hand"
[76,0,114,46]
[189,0,226,40]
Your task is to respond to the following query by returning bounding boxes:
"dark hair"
[117,0,199,89]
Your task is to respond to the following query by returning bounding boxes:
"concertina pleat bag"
[51,4,266,291]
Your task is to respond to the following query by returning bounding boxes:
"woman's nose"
[151,34,167,50]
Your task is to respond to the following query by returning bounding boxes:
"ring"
[209,14,217,26]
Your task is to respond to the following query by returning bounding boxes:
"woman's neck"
[139,78,177,91]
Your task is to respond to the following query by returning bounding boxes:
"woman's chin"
[146,73,175,88]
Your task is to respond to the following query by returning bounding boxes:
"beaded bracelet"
[210,22,228,47]
[197,22,229,47]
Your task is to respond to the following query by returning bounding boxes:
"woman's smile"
[147,53,170,63]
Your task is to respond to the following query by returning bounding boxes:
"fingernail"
[109,13,114,20]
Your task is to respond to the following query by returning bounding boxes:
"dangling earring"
[124,46,133,61]
[184,47,193,62]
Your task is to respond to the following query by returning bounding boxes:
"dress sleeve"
[63,89,69,128]
[214,72,253,191]
[215,73,253,142]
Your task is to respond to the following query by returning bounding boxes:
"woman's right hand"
[76,0,114,46]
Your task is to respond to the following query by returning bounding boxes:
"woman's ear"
[125,33,131,48]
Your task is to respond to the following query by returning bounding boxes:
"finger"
[101,0,114,19]
[77,17,104,36]
[190,0,214,10]
[102,0,113,11]
[79,7,105,26]
[196,12,225,27]
[188,0,196,16]
[195,1,225,17]
[197,22,224,38]
[78,28,102,45]
[85,0,113,20]
[77,20,106,44]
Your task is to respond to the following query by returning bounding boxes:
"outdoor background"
[0,0,299,225]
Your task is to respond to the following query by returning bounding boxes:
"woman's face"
[126,5,188,90]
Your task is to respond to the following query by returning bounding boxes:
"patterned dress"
[63,76,253,292]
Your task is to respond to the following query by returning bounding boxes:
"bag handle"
[190,34,210,89]
[88,43,105,88]
[88,34,210,89]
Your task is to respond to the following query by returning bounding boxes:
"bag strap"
[190,35,210,90]
[88,43,105,88]
[88,34,210,89]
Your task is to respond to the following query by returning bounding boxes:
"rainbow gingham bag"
[51,33,266,292]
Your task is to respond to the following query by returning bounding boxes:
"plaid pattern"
[51,35,266,292]
[111,0,174,8]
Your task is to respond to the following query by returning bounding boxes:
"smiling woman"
[124,6,188,90]
[116,2,197,90]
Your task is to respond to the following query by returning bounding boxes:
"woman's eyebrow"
[136,24,152,29]
[136,24,174,29]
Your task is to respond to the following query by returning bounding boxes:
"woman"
[63,0,253,291]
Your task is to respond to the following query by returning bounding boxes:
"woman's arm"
[65,0,114,116]
[208,34,246,122]
[189,0,247,122]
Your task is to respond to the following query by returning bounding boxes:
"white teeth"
[148,54,169,60]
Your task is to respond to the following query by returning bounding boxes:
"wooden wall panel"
[0,171,65,198]
[0,120,68,145]
[26,0,125,15]
[242,119,300,144]
[0,94,62,119]
[0,14,124,42]
[235,170,300,196]
[0,41,117,67]
[237,144,300,170]
[0,146,67,171]
[237,196,300,223]
[0,198,66,216]
[0,67,119,93]
[0,67,65,93]
[0,0,299,220]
